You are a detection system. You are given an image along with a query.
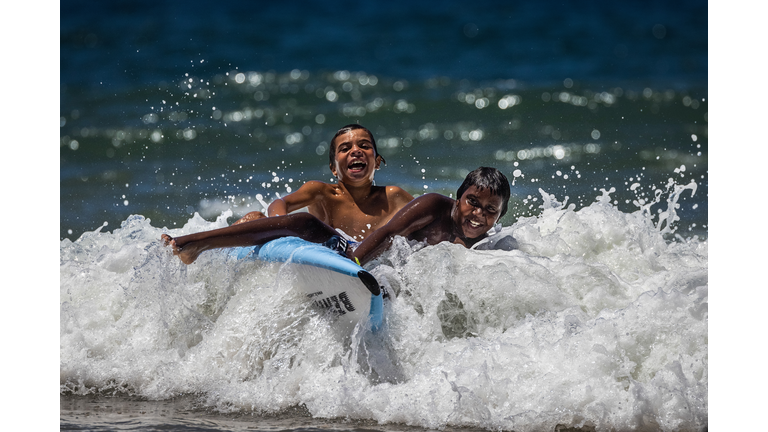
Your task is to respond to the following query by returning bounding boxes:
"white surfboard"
[231,237,384,333]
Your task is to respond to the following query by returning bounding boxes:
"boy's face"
[330,129,381,185]
[452,185,503,239]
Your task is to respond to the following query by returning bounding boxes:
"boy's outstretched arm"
[232,181,328,224]
[267,181,327,216]
[351,193,450,265]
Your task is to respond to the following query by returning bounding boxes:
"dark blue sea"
[60,1,709,431]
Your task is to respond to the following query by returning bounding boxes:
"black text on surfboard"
[311,292,356,315]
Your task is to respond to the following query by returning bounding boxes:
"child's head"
[456,167,511,218]
[329,124,385,168]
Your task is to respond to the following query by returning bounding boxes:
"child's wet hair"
[456,167,511,217]
[328,124,385,167]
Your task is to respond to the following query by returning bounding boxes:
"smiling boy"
[349,167,511,265]
[234,124,413,241]
[162,124,413,264]
[163,167,510,266]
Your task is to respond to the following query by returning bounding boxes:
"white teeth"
[469,220,482,228]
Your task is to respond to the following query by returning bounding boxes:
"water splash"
[61,182,707,431]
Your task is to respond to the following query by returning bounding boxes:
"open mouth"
[466,219,484,230]
[348,160,367,172]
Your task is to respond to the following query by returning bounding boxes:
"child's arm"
[232,181,329,225]
[351,193,449,265]
[267,181,328,216]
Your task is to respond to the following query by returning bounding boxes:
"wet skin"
[450,185,503,241]
[161,186,503,266]
[162,129,414,264]
[233,129,413,241]
[350,186,504,265]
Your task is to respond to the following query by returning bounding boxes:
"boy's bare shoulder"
[295,180,340,196]
[282,181,342,212]
[384,185,415,203]
[298,180,333,190]
[384,185,410,194]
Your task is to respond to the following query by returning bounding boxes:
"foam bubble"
[60,190,707,430]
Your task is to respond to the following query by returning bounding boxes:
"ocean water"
[60,192,707,431]
[60,1,708,431]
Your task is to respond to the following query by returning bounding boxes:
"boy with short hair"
[350,166,511,265]
[163,167,510,265]
[233,124,413,242]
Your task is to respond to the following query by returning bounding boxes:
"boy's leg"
[232,211,266,225]
[162,213,338,264]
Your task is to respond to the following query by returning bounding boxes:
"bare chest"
[317,193,391,240]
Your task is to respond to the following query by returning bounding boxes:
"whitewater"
[60,183,706,432]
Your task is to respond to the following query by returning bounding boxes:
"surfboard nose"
[357,270,381,296]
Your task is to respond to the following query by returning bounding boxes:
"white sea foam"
[60,186,707,432]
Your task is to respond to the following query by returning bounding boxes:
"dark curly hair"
[456,167,511,217]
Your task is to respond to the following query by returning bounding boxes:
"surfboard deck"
[231,237,383,333]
